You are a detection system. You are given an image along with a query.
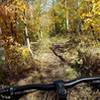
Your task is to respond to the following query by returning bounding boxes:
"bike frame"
[0,76,100,100]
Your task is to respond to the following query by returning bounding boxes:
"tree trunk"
[77,16,82,33]
[77,0,82,34]
[24,24,34,58]
[65,1,69,32]
[23,9,34,58]
[66,10,69,31]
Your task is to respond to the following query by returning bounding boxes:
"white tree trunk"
[66,10,69,31]
[24,25,34,58]
[65,1,69,32]
[77,0,81,33]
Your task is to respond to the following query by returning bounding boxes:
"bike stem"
[54,80,67,100]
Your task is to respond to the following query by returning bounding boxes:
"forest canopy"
[0,0,100,44]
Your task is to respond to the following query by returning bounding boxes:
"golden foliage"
[0,0,28,42]
[5,45,33,76]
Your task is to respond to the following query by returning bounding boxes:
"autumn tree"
[0,0,35,76]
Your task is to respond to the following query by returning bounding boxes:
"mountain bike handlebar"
[0,76,100,100]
